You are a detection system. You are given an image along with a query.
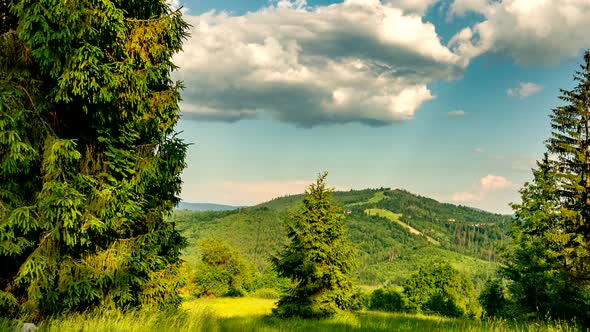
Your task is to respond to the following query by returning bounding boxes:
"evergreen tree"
[271,173,357,318]
[504,51,590,322]
[545,50,590,281]
[0,0,188,316]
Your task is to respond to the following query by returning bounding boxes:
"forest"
[2,0,590,331]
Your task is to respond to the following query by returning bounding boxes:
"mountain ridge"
[174,188,511,288]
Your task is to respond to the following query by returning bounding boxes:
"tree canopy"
[503,50,590,323]
[0,0,189,317]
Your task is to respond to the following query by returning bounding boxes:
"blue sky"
[169,0,589,214]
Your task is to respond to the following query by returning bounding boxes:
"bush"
[193,239,255,297]
[369,288,405,312]
[403,261,480,318]
[423,294,463,318]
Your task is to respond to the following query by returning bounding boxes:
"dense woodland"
[2,0,590,329]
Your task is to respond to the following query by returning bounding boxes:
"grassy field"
[365,208,440,245]
[1,297,579,332]
[346,191,387,207]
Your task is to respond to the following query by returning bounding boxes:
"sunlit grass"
[185,297,276,317]
[0,297,580,332]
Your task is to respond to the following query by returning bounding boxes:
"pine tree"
[0,0,188,316]
[271,173,357,318]
[545,51,590,281]
[503,155,568,318]
[504,51,590,321]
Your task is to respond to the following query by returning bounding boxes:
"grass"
[365,208,440,245]
[1,297,580,332]
[346,191,387,207]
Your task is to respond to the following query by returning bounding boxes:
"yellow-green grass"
[187,297,276,318]
[365,208,440,245]
[346,191,387,207]
[0,297,579,332]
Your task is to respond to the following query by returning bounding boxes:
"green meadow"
[1,297,578,332]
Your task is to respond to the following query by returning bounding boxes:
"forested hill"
[174,188,512,287]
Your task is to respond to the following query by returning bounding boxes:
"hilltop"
[174,188,511,288]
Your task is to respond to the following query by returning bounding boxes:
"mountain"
[175,202,241,211]
[173,188,511,288]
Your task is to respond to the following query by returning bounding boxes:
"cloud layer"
[173,0,466,126]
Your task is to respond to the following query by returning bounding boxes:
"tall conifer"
[0,0,189,316]
[271,173,357,318]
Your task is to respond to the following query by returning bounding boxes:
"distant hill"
[173,188,512,288]
[175,202,241,211]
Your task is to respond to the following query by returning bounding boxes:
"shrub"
[369,288,405,312]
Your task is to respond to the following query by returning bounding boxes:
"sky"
[168,0,590,214]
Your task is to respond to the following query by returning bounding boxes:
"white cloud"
[507,82,542,98]
[174,0,467,126]
[480,174,514,191]
[451,174,514,203]
[448,109,466,116]
[166,0,180,10]
[450,0,489,16]
[449,0,590,65]
[384,0,439,15]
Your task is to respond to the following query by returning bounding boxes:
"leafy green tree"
[271,173,357,318]
[0,0,188,316]
[478,278,509,318]
[194,239,255,297]
[403,261,479,318]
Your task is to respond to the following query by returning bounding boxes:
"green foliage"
[1,0,189,316]
[503,51,590,323]
[478,278,509,318]
[271,173,357,318]
[193,239,254,298]
[403,262,480,318]
[251,288,281,299]
[174,188,503,288]
[368,288,405,312]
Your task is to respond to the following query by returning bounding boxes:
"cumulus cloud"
[173,0,467,126]
[507,82,542,98]
[480,174,514,191]
[448,109,466,116]
[384,0,439,14]
[449,0,590,65]
[451,174,514,203]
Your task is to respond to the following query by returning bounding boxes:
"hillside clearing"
[365,208,440,245]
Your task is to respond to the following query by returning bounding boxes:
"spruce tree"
[0,0,188,316]
[545,50,590,281]
[271,173,357,318]
[504,51,590,321]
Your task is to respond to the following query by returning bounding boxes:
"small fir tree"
[271,173,357,318]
